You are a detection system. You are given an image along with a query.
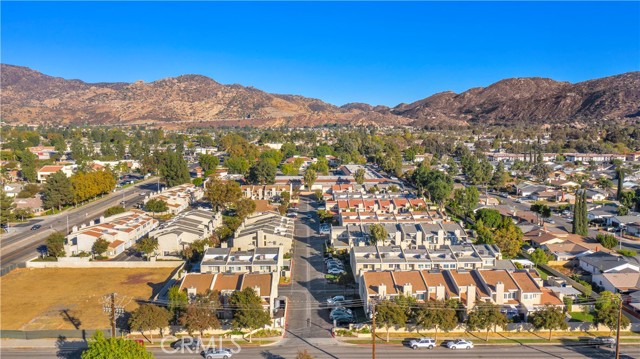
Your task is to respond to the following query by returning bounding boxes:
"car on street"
[170,337,201,350]
[408,337,436,350]
[545,219,556,224]
[330,307,353,320]
[327,295,346,305]
[203,348,233,359]
[589,336,616,348]
[447,339,473,350]
[31,224,41,230]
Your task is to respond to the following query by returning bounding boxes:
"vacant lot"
[0,267,177,330]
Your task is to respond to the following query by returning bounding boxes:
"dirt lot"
[0,267,177,330]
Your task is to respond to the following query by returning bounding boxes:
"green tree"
[104,206,126,218]
[369,223,388,246]
[160,150,190,187]
[594,292,629,334]
[128,304,171,342]
[81,331,154,359]
[530,248,550,268]
[17,183,40,198]
[493,218,524,258]
[354,168,366,185]
[596,233,618,249]
[0,189,15,227]
[466,302,508,341]
[528,305,568,341]
[475,209,502,228]
[235,198,256,219]
[375,299,407,342]
[145,199,168,214]
[205,178,242,211]
[45,232,66,258]
[229,287,271,342]
[247,159,277,185]
[572,190,588,236]
[198,154,220,172]
[423,170,453,209]
[452,186,479,220]
[491,161,509,189]
[136,237,158,257]
[304,169,317,190]
[92,237,110,257]
[167,286,188,320]
[616,167,625,200]
[415,300,459,342]
[18,150,37,182]
[619,191,635,208]
[225,156,250,175]
[42,171,74,211]
[179,291,222,336]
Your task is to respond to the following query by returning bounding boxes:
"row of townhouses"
[199,247,283,274]
[143,183,204,214]
[149,209,222,258]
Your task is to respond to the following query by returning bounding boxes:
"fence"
[0,262,27,277]
[0,329,121,340]
[25,260,184,269]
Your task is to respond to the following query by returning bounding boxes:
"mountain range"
[1,64,639,128]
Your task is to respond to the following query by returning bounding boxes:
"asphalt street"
[0,177,160,274]
[2,339,640,359]
[281,195,350,338]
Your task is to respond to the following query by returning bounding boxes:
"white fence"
[26,260,184,269]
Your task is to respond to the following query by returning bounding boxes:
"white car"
[409,337,436,350]
[447,339,473,350]
[327,268,346,275]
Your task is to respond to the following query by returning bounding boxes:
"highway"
[0,177,160,275]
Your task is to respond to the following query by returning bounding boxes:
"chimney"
[253,285,261,297]
[378,283,387,297]
[72,225,78,232]
[466,285,476,309]
[403,283,413,296]
[186,286,197,299]
[495,281,505,305]
[435,283,446,301]
[89,220,95,226]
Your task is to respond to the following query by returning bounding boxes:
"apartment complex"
[143,183,204,215]
[230,212,294,253]
[149,209,222,257]
[241,184,292,201]
[332,221,467,249]
[360,269,561,317]
[64,210,158,257]
[350,244,501,281]
[199,247,283,274]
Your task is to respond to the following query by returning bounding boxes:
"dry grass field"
[0,267,177,330]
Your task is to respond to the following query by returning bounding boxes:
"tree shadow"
[260,351,286,359]
[55,335,84,359]
[559,338,637,359]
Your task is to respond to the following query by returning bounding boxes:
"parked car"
[447,339,473,350]
[330,307,353,320]
[327,295,346,305]
[203,348,233,359]
[327,261,344,268]
[590,336,616,348]
[31,224,41,230]
[170,337,201,350]
[408,337,436,350]
[327,268,346,275]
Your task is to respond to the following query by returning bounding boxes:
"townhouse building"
[64,210,158,257]
[350,244,501,281]
[37,165,75,183]
[241,184,292,201]
[230,213,294,253]
[144,183,204,215]
[200,247,283,274]
[178,272,280,321]
[360,268,561,318]
[149,209,222,257]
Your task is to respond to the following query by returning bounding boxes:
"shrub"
[617,249,637,257]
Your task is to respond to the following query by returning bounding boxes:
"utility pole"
[66,215,69,234]
[615,297,622,359]
[110,293,116,338]
[371,301,376,359]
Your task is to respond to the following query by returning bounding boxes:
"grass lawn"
[535,267,554,280]
[0,267,178,330]
[569,311,595,322]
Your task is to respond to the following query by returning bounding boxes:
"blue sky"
[2,2,639,106]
